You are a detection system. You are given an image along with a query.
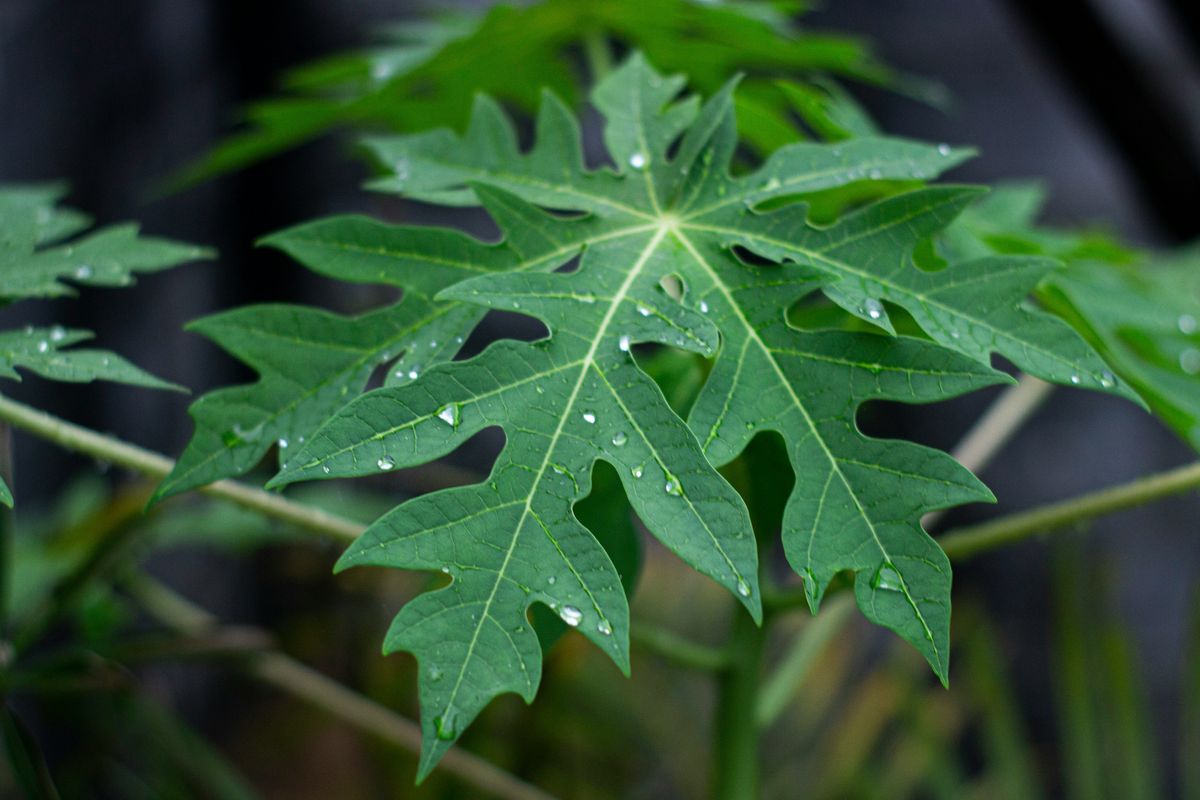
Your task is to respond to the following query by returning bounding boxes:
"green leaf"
[168,0,918,186]
[0,184,209,401]
[1042,252,1200,451]
[196,53,1128,775]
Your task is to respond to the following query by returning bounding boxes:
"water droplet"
[429,340,438,348]
[937,143,952,156]
[277,438,289,449]
[377,456,396,471]
[50,325,67,342]
[1069,374,1082,385]
[597,618,612,636]
[868,168,883,180]
[407,365,421,380]
[434,713,456,741]
[1098,370,1117,389]
[762,177,781,192]
[611,431,627,447]
[618,334,631,352]
[578,293,595,304]
[664,474,683,496]
[436,403,460,427]
[629,152,646,170]
[535,385,545,395]
[631,465,644,479]
[582,411,596,424]
[440,566,450,574]
[547,575,556,585]
[872,563,903,592]
[1181,348,1200,375]
[428,667,443,682]
[736,579,751,597]
[699,300,709,314]
[636,303,652,317]
[36,340,48,353]
[861,298,885,321]
[1180,314,1198,335]
[321,465,331,474]
[559,606,583,627]
[74,264,93,279]
[949,328,961,339]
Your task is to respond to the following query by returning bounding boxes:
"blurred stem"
[925,374,1054,529]
[756,593,855,729]
[712,606,765,800]
[939,459,1200,560]
[0,394,362,543]
[126,574,559,800]
[631,621,729,671]
[583,30,613,82]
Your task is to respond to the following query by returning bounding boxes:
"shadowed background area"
[0,1,1198,797]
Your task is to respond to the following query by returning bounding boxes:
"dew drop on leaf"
[1069,374,1082,385]
[582,411,596,424]
[49,325,66,342]
[736,578,751,597]
[611,431,627,447]
[377,456,396,471]
[75,264,93,279]
[631,465,644,479]
[618,334,631,352]
[628,152,646,170]
[36,340,48,353]
[597,618,612,636]
[434,713,456,741]
[559,605,583,627]
[937,143,952,156]
[871,563,904,592]
[861,298,884,321]
[699,300,709,314]
[1181,348,1200,375]
[436,403,460,427]
[636,303,651,317]
[1098,370,1117,389]
[277,438,289,449]
[664,474,683,496]
[1180,314,1198,335]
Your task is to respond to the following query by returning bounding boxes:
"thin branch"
[0,394,362,544]
[631,621,729,671]
[126,574,560,800]
[756,593,855,729]
[939,460,1200,560]
[925,374,1054,529]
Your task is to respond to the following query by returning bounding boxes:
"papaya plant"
[0,3,1198,799]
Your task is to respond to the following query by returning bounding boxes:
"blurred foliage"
[168,0,939,187]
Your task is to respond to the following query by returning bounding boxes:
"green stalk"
[712,606,766,800]
[583,30,613,82]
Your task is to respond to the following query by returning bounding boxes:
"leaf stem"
[924,374,1054,529]
[938,459,1200,560]
[631,621,729,671]
[712,605,766,800]
[0,394,362,544]
[583,30,613,83]
[126,574,560,800]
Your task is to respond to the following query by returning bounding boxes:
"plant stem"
[583,30,613,82]
[631,621,729,671]
[925,374,1054,529]
[712,607,766,800]
[756,593,855,729]
[939,460,1200,560]
[0,394,361,544]
[127,574,560,800]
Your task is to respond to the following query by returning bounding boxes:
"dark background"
[1,0,1198,795]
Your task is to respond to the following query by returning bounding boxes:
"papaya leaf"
[0,184,211,505]
[223,53,1089,775]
